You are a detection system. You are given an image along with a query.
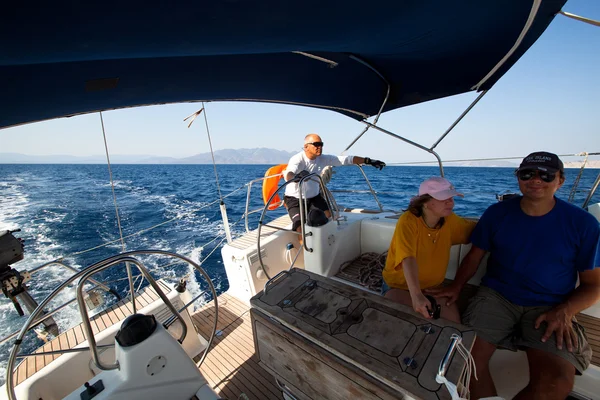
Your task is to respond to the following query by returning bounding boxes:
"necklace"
[427,231,439,244]
[422,216,440,243]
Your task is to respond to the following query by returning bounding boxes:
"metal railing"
[5,250,219,400]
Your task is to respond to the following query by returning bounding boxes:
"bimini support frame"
[344,0,543,177]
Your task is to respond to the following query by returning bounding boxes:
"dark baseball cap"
[517,151,564,173]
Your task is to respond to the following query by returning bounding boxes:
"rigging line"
[560,10,600,27]
[192,236,229,270]
[100,111,136,312]
[59,188,248,259]
[202,102,224,202]
[100,112,126,252]
[388,152,600,166]
[569,152,589,203]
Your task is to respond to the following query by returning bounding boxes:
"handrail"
[354,164,384,212]
[0,283,103,346]
[244,173,286,233]
[29,260,121,301]
[15,289,209,360]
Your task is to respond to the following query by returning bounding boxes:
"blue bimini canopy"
[0,0,566,129]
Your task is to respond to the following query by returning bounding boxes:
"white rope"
[436,334,478,400]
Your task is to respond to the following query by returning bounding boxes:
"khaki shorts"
[463,286,592,374]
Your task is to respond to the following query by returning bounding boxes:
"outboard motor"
[0,229,59,336]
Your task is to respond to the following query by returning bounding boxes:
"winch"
[0,229,59,336]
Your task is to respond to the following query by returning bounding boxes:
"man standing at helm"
[283,133,386,233]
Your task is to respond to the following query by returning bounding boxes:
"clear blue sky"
[1,0,599,164]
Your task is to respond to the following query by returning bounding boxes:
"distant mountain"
[564,160,600,169]
[446,160,517,167]
[178,148,295,164]
[0,148,296,164]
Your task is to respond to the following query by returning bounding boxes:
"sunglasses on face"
[307,142,324,147]
[517,169,557,183]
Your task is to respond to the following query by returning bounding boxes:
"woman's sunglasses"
[516,169,557,183]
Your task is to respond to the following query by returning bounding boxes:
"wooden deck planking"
[193,306,278,394]
[578,313,600,366]
[13,282,173,384]
[191,292,283,400]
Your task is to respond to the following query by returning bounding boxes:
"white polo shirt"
[283,152,354,199]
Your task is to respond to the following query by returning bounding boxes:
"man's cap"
[418,177,464,201]
[517,151,564,173]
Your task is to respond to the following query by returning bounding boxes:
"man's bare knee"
[528,373,574,399]
[521,348,575,400]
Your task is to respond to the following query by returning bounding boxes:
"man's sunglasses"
[516,169,557,183]
[307,142,324,147]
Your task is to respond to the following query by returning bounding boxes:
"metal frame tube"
[438,335,460,378]
[29,260,120,300]
[430,91,488,150]
[6,250,219,400]
[355,165,384,212]
[0,283,103,346]
[75,255,188,370]
[360,121,445,176]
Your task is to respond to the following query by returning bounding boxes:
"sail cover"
[0,0,566,129]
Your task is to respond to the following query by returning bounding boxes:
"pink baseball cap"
[419,177,464,200]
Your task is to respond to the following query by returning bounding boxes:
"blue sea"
[0,163,598,383]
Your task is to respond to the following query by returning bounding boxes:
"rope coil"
[339,251,387,292]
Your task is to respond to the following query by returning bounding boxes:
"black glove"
[364,157,386,170]
[290,170,310,182]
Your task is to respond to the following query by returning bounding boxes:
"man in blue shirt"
[428,152,600,399]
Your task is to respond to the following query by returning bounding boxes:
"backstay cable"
[99,111,137,312]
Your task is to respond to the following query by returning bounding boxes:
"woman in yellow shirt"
[382,177,476,322]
